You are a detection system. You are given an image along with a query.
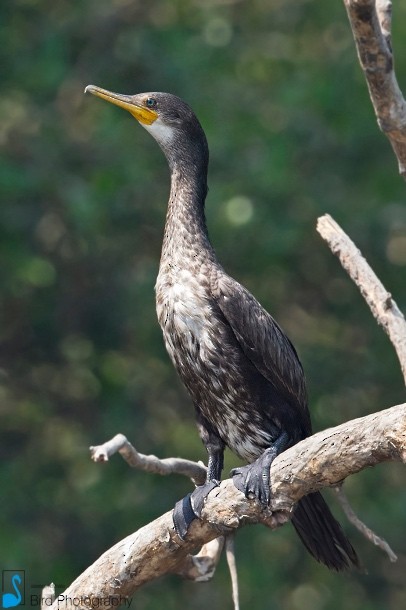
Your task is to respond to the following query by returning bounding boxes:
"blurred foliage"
[1,0,406,608]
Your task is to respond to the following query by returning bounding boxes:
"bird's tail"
[291,491,360,571]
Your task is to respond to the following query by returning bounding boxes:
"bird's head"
[85,85,208,173]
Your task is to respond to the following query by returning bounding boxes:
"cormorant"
[85,85,359,571]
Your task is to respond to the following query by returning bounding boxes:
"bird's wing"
[213,274,309,412]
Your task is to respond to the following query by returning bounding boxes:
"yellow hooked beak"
[85,85,158,125]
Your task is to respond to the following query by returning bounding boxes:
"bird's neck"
[160,161,216,267]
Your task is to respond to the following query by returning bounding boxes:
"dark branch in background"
[343,0,406,178]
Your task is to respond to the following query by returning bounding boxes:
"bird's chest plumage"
[155,266,276,460]
[156,267,218,372]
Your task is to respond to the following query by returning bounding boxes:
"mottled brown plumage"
[86,86,359,571]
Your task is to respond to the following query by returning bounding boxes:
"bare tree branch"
[317,212,406,561]
[90,436,234,596]
[225,534,240,610]
[90,433,206,485]
[317,213,406,384]
[172,537,225,580]
[334,485,398,562]
[343,0,406,177]
[49,403,406,610]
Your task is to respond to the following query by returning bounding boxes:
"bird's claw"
[232,447,277,506]
[173,480,220,539]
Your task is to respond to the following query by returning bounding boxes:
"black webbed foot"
[173,480,219,539]
[172,493,196,539]
[232,432,290,506]
[231,448,276,505]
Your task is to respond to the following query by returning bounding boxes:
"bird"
[85,84,359,571]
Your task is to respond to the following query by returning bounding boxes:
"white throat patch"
[142,116,175,145]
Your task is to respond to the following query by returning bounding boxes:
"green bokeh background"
[1,1,406,608]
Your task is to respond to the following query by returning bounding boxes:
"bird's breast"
[155,267,216,363]
[155,267,278,461]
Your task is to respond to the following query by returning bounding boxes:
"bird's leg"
[231,431,290,506]
[190,442,224,516]
[173,421,225,540]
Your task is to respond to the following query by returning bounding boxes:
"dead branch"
[343,0,406,177]
[334,485,398,562]
[172,537,225,580]
[90,434,230,587]
[90,433,206,485]
[89,438,231,590]
[225,534,240,610]
[317,213,406,384]
[49,403,406,610]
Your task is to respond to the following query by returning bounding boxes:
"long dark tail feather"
[291,491,360,571]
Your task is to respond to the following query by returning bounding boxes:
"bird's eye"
[146,97,157,108]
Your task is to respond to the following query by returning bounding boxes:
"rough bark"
[343,0,406,177]
[49,403,406,610]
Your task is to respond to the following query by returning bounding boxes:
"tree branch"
[49,403,406,610]
[317,213,406,384]
[171,537,225,580]
[334,485,398,562]
[343,0,406,177]
[90,433,206,485]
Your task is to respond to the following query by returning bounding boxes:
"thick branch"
[317,214,406,385]
[343,0,406,177]
[50,403,406,610]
